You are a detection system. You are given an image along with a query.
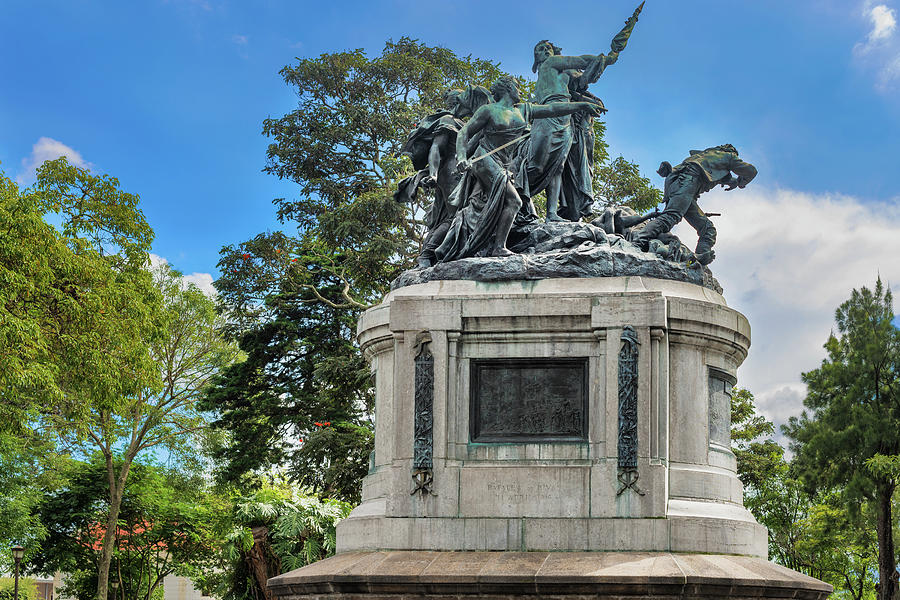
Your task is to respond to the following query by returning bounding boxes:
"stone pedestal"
[269,277,831,600]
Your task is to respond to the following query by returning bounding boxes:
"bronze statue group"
[395,4,756,269]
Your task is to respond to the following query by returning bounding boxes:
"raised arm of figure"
[546,53,600,72]
[530,101,604,120]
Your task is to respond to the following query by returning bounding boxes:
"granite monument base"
[268,277,830,600]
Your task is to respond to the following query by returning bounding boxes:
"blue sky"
[3,0,900,429]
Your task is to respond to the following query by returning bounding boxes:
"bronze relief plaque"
[470,358,588,443]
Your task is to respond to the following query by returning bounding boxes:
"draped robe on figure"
[436,105,536,262]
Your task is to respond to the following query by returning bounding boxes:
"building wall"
[163,575,214,600]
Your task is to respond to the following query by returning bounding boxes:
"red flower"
[324,422,331,426]
[242,253,250,260]
[298,438,304,443]
[314,422,322,427]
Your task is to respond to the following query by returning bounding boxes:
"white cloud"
[854,2,900,91]
[878,53,900,87]
[868,4,897,44]
[182,272,217,296]
[149,253,217,297]
[149,253,168,269]
[17,137,91,185]
[674,187,900,432]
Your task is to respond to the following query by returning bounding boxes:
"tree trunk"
[96,453,134,600]
[96,482,121,600]
[246,526,274,600]
[876,483,897,600]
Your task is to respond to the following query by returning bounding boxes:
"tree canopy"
[202,244,373,502]
[732,387,880,599]
[1,159,159,434]
[31,458,223,600]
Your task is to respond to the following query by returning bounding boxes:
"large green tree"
[47,261,238,600]
[732,388,880,599]
[2,159,163,599]
[203,234,373,502]
[3,158,238,600]
[785,279,900,600]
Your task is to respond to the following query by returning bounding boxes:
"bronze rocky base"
[393,222,722,294]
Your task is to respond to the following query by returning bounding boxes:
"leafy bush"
[0,577,38,600]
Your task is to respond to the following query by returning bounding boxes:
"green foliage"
[866,454,900,479]
[4,156,238,600]
[28,158,153,266]
[730,387,798,563]
[788,278,900,500]
[293,422,374,503]
[203,233,373,502]
[793,495,879,600]
[731,387,880,599]
[30,458,225,600]
[56,261,237,600]
[726,280,900,600]
[730,387,784,495]
[1,159,178,600]
[0,577,38,600]
[215,482,351,600]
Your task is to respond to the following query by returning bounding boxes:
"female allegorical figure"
[435,76,604,261]
[395,86,492,267]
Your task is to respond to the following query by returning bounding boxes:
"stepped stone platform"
[268,551,831,600]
